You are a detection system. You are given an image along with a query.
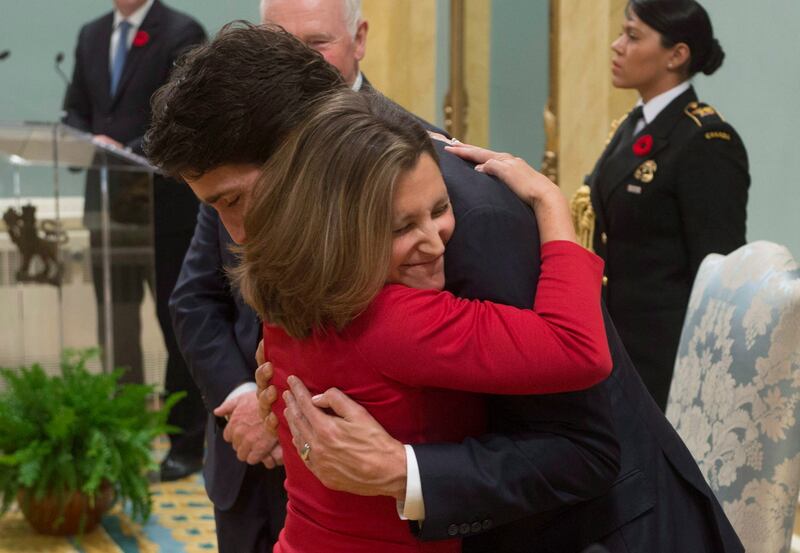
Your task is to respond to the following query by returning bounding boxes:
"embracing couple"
[146,21,743,553]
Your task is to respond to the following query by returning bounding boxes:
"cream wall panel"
[556,0,635,197]
[608,1,638,123]
[361,0,438,122]
[557,0,611,197]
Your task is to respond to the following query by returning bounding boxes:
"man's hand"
[283,375,407,500]
[213,393,279,466]
[255,362,280,434]
[263,444,283,469]
[255,338,265,366]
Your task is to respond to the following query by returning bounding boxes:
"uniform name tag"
[626,184,642,194]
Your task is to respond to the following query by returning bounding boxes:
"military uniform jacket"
[586,86,749,408]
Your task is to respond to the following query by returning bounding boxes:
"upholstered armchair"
[666,241,800,553]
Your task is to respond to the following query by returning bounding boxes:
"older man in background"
[260,0,368,90]
[165,1,368,550]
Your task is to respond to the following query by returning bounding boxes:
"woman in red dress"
[233,90,611,553]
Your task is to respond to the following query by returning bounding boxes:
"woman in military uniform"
[583,0,750,409]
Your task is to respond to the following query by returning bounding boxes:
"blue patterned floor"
[0,468,217,552]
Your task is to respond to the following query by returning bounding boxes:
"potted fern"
[0,349,184,535]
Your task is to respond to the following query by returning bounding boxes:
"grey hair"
[260,0,362,37]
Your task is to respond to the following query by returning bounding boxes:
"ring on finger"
[299,442,312,462]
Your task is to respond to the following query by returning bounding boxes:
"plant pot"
[17,482,116,535]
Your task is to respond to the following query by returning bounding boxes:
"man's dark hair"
[145,21,346,178]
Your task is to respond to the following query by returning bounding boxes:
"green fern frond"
[0,349,182,535]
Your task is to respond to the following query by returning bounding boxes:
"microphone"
[54,52,72,122]
[54,52,70,86]
[0,50,10,61]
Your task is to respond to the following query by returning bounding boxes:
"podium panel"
[0,122,166,387]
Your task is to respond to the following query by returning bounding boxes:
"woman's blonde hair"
[231,90,438,339]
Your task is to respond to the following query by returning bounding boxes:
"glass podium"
[0,121,164,385]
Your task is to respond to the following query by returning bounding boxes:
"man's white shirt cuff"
[397,444,425,521]
[224,382,257,403]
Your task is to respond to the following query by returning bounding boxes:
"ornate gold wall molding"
[358,0,491,148]
[443,0,490,145]
[444,0,467,138]
[541,0,560,184]
[462,0,490,146]
[443,0,492,146]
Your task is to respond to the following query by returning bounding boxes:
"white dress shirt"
[633,80,692,135]
[109,0,155,69]
[352,71,363,92]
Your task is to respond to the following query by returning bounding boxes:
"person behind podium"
[61,0,207,481]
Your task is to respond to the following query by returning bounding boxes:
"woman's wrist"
[530,187,565,210]
[532,190,578,244]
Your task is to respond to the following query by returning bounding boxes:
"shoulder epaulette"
[683,101,726,127]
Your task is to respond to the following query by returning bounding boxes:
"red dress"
[267,241,610,553]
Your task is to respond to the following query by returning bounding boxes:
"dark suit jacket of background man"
[412,144,743,552]
[170,203,288,551]
[62,0,206,460]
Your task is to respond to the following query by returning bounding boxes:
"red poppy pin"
[632,134,653,157]
[132,30,150,47]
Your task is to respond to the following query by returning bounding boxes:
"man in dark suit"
[154,0,369,549]
[146,23,742,553]
[62,0,207,481]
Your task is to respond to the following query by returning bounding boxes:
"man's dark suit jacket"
[413,143,743,552]
[171,203,274,507]
[170,203,287,549]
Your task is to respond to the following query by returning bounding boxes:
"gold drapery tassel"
[570,185,595,252]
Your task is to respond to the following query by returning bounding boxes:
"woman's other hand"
[445,142,557,205]
[255,361,280,435]
[445,142,577,244]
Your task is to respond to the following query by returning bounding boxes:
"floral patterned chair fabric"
[666,241,800,553]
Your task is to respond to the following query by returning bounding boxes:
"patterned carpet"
[0,471,217,552]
